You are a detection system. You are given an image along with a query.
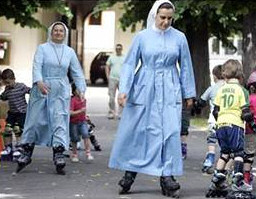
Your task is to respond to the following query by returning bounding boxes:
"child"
[70,83,93,162]
[196,65,225,174]
[206,59,252,197]
[0,69,30,161]
[243,71,256,186]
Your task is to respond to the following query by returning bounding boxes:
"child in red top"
[244,78,256,186]
[70,84,93,162]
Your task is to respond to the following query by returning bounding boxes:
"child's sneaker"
[107,112,115,119]
[86,153,94,161]
[71,154,79,162]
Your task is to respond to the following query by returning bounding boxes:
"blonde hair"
[222,59,243,79]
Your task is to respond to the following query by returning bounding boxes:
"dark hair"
[71,83,77,95]
[2,69,15,80]
[212,65,223,80]
[116,44,123,48]
[248,82,256,94]
[157,3,174,13]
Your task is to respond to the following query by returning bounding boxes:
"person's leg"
[108,78,116,119]
[80,122,93,161]
[1,113,15,160]
[70,141,79,162]
[69,123,80,162]
[84,138,93,160]
[229,127,252,192]
[1,123,13,160]
[243,133,256,185]
[206,127,229,197]
[180,106,190,159]
[12,113,26,161]
[202,123,217,173]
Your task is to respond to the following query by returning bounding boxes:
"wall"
[0,10,58,86]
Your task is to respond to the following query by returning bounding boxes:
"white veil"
[146,0,175,29]
[47,21,69,45]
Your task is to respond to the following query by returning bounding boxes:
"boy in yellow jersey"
[206,59,254,198]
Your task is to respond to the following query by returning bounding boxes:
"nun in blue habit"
[16,21,86,175]
[108,0,196,195]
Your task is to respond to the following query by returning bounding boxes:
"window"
[89,12,102,25]
[237,39,243,55]
[212,38,220,54]
[224,40,236,55]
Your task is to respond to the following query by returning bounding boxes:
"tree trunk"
[186,20,210,97]
[242,11,256,81]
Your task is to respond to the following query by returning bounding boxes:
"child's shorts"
[216,124,244,154]
[70,121,89,143]
[244,133,256,155]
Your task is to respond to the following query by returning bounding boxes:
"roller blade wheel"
[118,172,136,194]
[56,164,66,175]
[160,176,180,198]
[16,158,32,173]
[162,188,180,198]
[226,191,256,199]
[202,166,214,174]
[205,189,228,198]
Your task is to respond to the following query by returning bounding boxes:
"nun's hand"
[185,98,193,109]
[77,90,85,101]
[118,93,127,107]
[37,81,49,95]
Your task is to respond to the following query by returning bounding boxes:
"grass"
[190,116,208,129]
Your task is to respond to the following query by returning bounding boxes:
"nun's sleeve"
[178,33,196,99]
[32,45,44,84]
[119,33,141,96]
[69,48,86,93]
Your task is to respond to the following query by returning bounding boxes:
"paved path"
[0,86,226,199]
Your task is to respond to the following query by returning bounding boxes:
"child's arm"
[70,107,86,116]
[241,105,256,132]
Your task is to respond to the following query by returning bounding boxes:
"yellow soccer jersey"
[214,79,249,128]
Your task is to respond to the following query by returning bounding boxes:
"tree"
[95,0,245,95]
[95,0,239,95]
[0,0,73,29]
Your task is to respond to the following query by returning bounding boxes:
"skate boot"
[118,171,137,194]
[0,144,13,161]
[53,145,66,175]
[160,176,180,197]
[205,171,228,198]
[16,143,35,173]
[227,172,254,199]
[202,153,215,174]
[12,143,23,162]
[89,135,102,151]
[181,142,187,160]
[231,172,252,192]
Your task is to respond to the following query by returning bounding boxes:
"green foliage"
[95,0,256,47]
[0,0,73,29]
[190,117,208,129]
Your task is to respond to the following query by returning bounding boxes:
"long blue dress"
[21,42,86,150]
[109,27,196,176]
